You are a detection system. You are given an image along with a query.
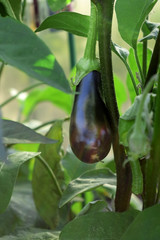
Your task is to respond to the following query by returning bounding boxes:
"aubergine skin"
[69,71,112,164]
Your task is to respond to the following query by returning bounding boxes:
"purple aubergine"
[69,71,112,164]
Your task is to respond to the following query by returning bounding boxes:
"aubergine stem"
[84,2,97,61]
[93,0,132,212]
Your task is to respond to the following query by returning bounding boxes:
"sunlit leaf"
[0,16,71,93]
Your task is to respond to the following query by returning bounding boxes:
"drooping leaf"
[126,44,152,102]
[2,119,56,144]
[0,151,40,214]
[32,121,68,229]
[0,16,71,93]
[112,42,129,62]
[140,20,160,42]
[36,12,89,37]
[60,210,139,240]
[47,0,71,12]
[59,168,116,208]
[22,86,72,118]
[121,204,160,240]
[115,0,158,48]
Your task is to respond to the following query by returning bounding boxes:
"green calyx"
[73,2,100,86]
[74,57,100,86]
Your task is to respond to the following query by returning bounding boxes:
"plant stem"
[143,40,147,79]
[94,0,132,212]
[134,48,145,87]
[33,117,70,131]
[144,69,160,208]
[84,2,97,60]
[0,83,43,108]
[124,61,139,95]
[37,155,63,196]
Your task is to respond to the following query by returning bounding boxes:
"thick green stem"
[37,155,63,196]
[144,69,160,208]
[95,0,132,212]
[0,83,43,108]
[84,2,97,60]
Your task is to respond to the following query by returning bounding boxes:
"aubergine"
[69,71,112,164]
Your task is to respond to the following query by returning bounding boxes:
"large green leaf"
[0,16,71,93]
[32,121,68,229]
[47,0,71,11]
[22,86,72,117]
[0,151,40,214]
[2,119,56,144]
[36,12,89,37]
[60,210,139,240]
[59,168,116,208]
[115,0,158,48]
[121,204,160,240]
[126,44,152,102]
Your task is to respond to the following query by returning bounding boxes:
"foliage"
[0,0,160,239]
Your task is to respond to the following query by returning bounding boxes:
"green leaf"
[36,12,89,37]
[0,114,7,162]
[59,168,116,208]
[114,75,127,114]
[77,200,108,218]
[140,20,160,42]
[121,204,160,240]
[8,0,21,20]
[0,182,40,236]
[0,151,40,214]
[61,148,95,181]
[32,121,68,229]
[60,210,139,240]
[36,12,130,66]
[2,119,56,144]
[115,0,158,48]
[0,16,71,93]
[22,86,72,118]
[0,0,16,18]
[126,44,152,102]
[47,0,71,11]
[112,42,129,62]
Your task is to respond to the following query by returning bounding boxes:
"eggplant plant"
[0,0,160,239]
